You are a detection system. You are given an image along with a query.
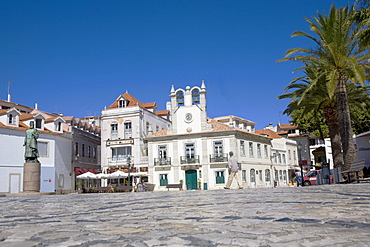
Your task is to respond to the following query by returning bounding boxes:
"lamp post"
[297,142,304,187]
[127,156,131,186]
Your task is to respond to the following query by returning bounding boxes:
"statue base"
[23,162,41,192]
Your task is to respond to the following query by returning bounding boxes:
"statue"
[24,121,39,162]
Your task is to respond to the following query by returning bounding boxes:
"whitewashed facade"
[0,100,101,194]
[146,82,289,190]
[100,92,171,185]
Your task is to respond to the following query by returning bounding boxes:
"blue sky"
[0,0,352,129]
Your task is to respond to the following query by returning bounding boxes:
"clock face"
[185,113,193,122]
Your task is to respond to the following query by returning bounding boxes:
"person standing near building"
[224,151,243,189]
[295,170,302,187]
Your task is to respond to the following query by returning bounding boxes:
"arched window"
[176,91,184,106]
[192,89,200,105]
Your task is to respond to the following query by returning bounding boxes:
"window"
[158,145,167,165]
[288,150,291,160]
[192,89,200,105]
[242,170,247,182]
[82,144,85,157]
[215,171,225,184]
[278,153,281,164]
[111,123,118,139]
[249,142,254,157]
[8,114,14,124]
[264,145,268,158]
[185,143,195,158]
[75,142,79,156]
[214,141,223,157]
[93,147,97,159]
[250,169,256,183]
[293,151,297,161]
[35,119,42,129]
[265,169,271,182]
[88,146,91,158]
[146,122,150,135]
[279,170,283,180]
[160,174,168,186]
[119,99,127,108]
[257,144,261,158]
[112,147,132,161]
[240,141,245,156]
[176,91,184,106]
[38,142,48,157]
[282,154,286,164]
[124,122,132,139]
[259,170,263,182]
[57,121,62,131]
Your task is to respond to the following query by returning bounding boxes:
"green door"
[185,170,197,190]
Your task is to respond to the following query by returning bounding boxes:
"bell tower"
[169,80,207,135]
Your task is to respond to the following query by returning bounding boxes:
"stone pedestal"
[23,162,41,192]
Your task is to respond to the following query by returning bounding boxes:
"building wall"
[0,128,72,193]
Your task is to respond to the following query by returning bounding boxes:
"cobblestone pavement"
[1,183,370,247]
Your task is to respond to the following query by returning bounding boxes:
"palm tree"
[278,5,370,170]
[279,65,343,168]
[279,64,370,169]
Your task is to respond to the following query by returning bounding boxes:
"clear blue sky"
[0,0,352,129]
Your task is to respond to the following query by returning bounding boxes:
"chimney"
[35,103,38,110]
[7,94,11,102]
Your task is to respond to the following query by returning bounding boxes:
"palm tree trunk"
[323,105,344,168]
[335,73,358,170]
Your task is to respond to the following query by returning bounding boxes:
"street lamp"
[127,156,131,186]
[297,142,304,187]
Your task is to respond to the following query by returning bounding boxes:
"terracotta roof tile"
[255,129,282,139]
[19,113,36,121]
[279,123,297,130]
[156,110,169,116]
[107,92,157,110]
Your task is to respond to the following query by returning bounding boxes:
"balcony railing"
[108,156,134,166]
[154,157,171,166]
[210,154,228,163]
[180,155,200,164]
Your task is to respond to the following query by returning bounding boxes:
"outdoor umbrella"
[76,172,96,179]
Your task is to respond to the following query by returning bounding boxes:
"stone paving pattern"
[0,183,370,247]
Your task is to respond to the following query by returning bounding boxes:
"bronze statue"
[24,121,39,162]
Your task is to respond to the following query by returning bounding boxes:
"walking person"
[224,151,243,189]
[295,170,302,187]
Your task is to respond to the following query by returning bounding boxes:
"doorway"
[185,170,197,190]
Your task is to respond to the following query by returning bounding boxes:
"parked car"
[303,169,333,186]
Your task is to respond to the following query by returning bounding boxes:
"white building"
[100,92,171,185]
[146,82,289,190]
[0,100,101,194]
[355,131,370,176]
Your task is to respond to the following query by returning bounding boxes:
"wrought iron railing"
[210,154,228,163]
[154,157,171,166]
[180,155,200,164]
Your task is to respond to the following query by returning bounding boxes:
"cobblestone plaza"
[1,183,370,246]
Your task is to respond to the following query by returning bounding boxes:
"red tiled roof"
[19,113,36,121]
[156,110,169,116]
[107,92,157,110]
[255,129,282,139]
[279,123,297,130]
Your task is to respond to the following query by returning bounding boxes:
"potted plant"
[76,182,84,193]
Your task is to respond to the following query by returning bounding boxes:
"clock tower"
[168,81,208,135]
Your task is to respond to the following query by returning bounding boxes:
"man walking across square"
[224,151,243,189]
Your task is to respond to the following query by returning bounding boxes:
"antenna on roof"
[6,80,12,102]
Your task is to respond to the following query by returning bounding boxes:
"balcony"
[154,157,171,166]
[108,156,134,167]
[180,155,200,164]
[210,154,228,163]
